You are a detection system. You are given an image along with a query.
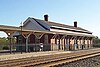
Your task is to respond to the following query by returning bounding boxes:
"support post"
[66,36,69,51]
[7,33,12,54]
[9,37,12,54]
[85,37,89,49]
[25,37,28,52]
[61,35,66,51]
[78,36,82,50]
[64,38,66,51]
[24,33,31,52]
[21,25,23,54]
[90,38,93,48]
[79,39,82,49]
[87,37,89,49]
[58,35,60,50]
[74,36,77,50]
[5,32,14,54]
[33,32,44,51]
[82,37,85,49]
[68,37,70,50]
[51,34,57,51]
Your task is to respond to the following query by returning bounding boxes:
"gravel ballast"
[62,55,100,67]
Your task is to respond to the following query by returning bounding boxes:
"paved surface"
[0,51,71,61]
[0,48,100,61]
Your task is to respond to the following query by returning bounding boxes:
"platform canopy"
[0,25,94,37]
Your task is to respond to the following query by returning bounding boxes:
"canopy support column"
[78,36,82,50]
[61,35,66,51]
[23,33,31,52]
[90,38,93,48]
[5,31,15,54]
[85,37,89,49]
[73,36,78,50]
[33,32,44,51]
[51,33,58,51]
[58,34,60,50]
[82,36,85,49]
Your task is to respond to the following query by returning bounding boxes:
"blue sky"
[0,0,100,37]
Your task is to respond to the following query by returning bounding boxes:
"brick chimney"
[74,21,77,27]
[44,14,48,21]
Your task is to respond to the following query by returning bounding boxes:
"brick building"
[15,15,94,52]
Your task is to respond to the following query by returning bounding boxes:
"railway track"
[0,49,100,67]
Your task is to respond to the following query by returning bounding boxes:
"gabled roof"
[32,18,92,34]
[23,17,48,31]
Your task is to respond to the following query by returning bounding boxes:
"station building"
[14,15,94,52]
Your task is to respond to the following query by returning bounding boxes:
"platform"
[0,48,100,61]
[0,50,71,61]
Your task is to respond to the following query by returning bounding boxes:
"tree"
[93,36,100,47]
[0,37,9,45]
[0,37,16,50]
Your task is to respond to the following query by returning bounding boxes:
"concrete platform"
[0,48,100,61]
[0,51,71,61]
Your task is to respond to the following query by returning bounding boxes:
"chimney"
[44,14,48,21]
[74,21,77,27]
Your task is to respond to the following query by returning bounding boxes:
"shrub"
[2,46,9,50]
[93,43,100,47]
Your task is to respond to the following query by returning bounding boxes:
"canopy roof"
[0,25,94,37]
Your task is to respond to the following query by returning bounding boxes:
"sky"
[0,0,100,38]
